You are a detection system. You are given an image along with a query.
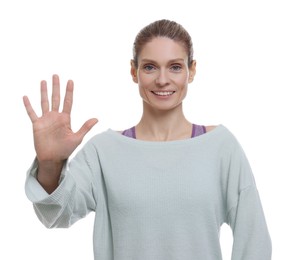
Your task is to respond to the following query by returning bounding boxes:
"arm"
[23,75,99,227]
[222,136,272,259]
[228,186,272,260]
[25,142,101,228]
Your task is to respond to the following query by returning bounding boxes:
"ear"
[130,60,138,83]
[188,60,196,83]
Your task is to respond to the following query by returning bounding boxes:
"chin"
[145,101,183,112]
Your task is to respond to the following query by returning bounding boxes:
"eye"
[170,64,182,72]
[143,64,156,72]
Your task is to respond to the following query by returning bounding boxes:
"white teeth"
[152,91,174,96]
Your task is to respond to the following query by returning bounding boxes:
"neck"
[136,102,192,141]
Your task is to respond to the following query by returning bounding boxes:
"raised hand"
[23,75,98,192]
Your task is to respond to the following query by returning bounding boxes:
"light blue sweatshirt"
[25,125,272,259]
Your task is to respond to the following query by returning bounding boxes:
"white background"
[1,0,300,259]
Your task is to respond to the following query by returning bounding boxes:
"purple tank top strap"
[191,124,206,138]
[122,126,136,138]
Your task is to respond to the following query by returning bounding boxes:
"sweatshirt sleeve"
[222,135,272,259]
[25,141,101,228]
[228,186,272,259]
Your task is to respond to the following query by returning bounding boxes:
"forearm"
[229,186,272,259]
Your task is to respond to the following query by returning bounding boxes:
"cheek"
[171,72,189,87]
[138,75,154,90]
[137,77,151,96]
[177,77,189,90]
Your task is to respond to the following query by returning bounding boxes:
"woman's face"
[131,37,196,112]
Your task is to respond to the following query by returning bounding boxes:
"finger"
[41,80,49,115]
[23,96,38,123]
[51,74,60,111]
[62,80,74,114]
[75,118,98,141]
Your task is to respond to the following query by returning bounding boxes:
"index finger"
[62,80,74,114]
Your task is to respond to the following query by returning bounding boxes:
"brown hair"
[133,19,194,68]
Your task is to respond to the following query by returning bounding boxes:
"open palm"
[23,75,98,163]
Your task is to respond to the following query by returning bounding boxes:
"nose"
[155,69,169,86]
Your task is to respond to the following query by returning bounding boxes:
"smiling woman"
[23,19,272,260]
[130,20,197,141]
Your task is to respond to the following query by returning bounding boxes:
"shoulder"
[84,130,117,148]
[205,125,235,144]
[203,125,244,153]
[205,125,218,133]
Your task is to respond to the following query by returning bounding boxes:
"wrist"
[37,160,66,194]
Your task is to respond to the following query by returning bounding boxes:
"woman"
[23,19,272,259]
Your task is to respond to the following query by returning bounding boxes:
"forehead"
[139,37,187,62]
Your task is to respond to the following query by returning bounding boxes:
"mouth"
[151,91,175,97]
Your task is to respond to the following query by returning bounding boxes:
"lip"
[151,91,175,97]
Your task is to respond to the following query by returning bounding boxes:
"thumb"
[76,118,98,140]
